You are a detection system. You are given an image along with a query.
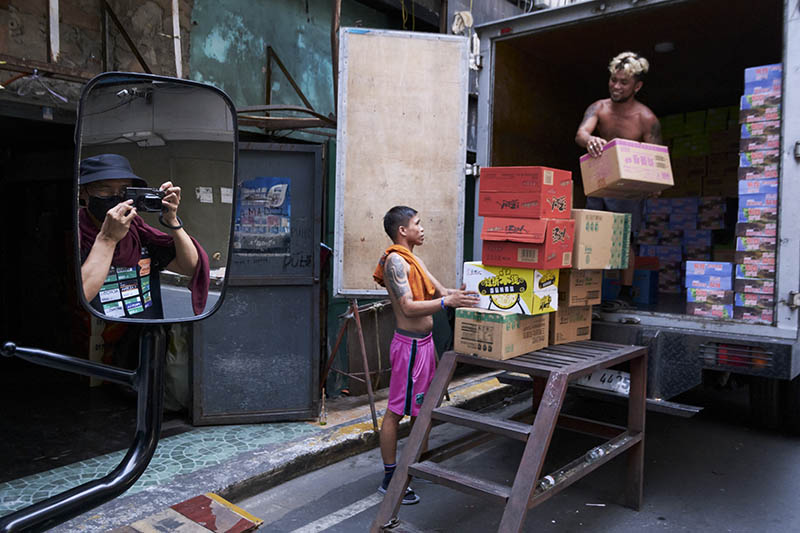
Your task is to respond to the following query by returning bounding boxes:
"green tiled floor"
[0,422,322,515]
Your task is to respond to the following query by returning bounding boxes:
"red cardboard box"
[480,166,572,193]
[479,166,572,219]
[481,218,575,270]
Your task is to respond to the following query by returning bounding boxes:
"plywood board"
[334,29,469,297]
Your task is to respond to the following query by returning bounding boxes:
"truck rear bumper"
[591,321,796,400]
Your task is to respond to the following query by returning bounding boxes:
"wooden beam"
[49,0,60,62]
[0,54,94,83]
[237,115,334,131]
[172,0,182,78]
[267,46,314,111]
[102,0,152,73]
[331,0,341,116]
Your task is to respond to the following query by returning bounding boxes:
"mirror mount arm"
[1,341,136,388]
[0,326,167,533]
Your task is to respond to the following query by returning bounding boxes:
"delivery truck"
[469,0,800,429]
[334,0,798,430]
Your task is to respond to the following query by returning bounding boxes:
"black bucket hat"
[79,154,148,187]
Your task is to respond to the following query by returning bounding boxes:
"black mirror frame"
[73,71,239,324]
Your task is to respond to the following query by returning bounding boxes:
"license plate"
[575,369,630,395]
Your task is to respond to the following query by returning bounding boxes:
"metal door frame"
[192,142,323,425]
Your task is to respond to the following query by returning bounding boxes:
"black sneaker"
[377,485,420,505]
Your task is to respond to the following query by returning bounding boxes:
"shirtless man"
[576,51,662,156]
[575,52,663,300]
[373,205,480,504]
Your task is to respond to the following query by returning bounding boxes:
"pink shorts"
[387,330,436,417]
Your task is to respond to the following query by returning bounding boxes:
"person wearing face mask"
[79,153,209,319]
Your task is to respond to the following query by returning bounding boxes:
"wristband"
[441,297,446,310]
[159,214,183,230]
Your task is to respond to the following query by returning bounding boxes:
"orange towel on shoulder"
[373,245,436,301]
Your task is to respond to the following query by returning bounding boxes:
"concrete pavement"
[0,369,516,532]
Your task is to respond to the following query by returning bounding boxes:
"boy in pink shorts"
[373,206,480,504]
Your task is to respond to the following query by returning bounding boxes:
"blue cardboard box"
[743,63,782,95]
[602,270,621,301]
[739,193,778,208]
[738,179,778,196]
[632,270,658,305]
[686,260,733,277]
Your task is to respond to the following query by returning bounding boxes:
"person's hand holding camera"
[159,181,182,227]
[98,200,137,244]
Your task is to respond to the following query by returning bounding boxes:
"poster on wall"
[233,177,292,255]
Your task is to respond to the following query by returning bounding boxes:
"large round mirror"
[75,73,237,322]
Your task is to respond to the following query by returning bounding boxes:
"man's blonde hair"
[608,51,649,79]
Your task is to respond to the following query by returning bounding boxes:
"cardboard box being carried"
[580,139,674,198]
[481,217,574,270]
[463,261,558,315]
[558,269,602,307]
[549,305,592,345]
[454,308,548,360]
[571,209,631,270]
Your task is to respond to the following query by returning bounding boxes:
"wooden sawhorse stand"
[371,340,647,533]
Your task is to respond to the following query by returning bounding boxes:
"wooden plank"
[409,461,511,505]
[335,30,468,297]
[172,0,182,78]
[171,493,261,533]
[499,371,568,532]
[48,0,60,62]
[0,53,94,82]
[432,406,531,441]
[625,353,647,510]
[128,508,213,533]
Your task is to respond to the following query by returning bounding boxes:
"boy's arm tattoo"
[384,255,410,300]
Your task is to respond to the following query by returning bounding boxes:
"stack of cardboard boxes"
[456,166,574,360]
[661,106,740,198]
[685,260,734,319]
[734,63,781,324]
[456,164,632,360]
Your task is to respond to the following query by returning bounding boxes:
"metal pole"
[331,0,341,116]
[0,326,167,533]
[352,299,379,431]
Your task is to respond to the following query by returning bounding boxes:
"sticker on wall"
[196,186,214,203]
[220,187,233,204]
[234,177,292,255]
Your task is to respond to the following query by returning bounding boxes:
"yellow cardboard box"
[454,308,548,360]
[463,262,558,315]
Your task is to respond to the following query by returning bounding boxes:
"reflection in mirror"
[76,76,235,321]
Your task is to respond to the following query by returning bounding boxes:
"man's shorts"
[387,330,436,418]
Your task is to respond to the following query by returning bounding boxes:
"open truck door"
[0,73,238,532]
[333,28,471,299]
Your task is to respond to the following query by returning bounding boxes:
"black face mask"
[87,195,124,223]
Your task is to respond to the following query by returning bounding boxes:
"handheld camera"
[124,187,165,212]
